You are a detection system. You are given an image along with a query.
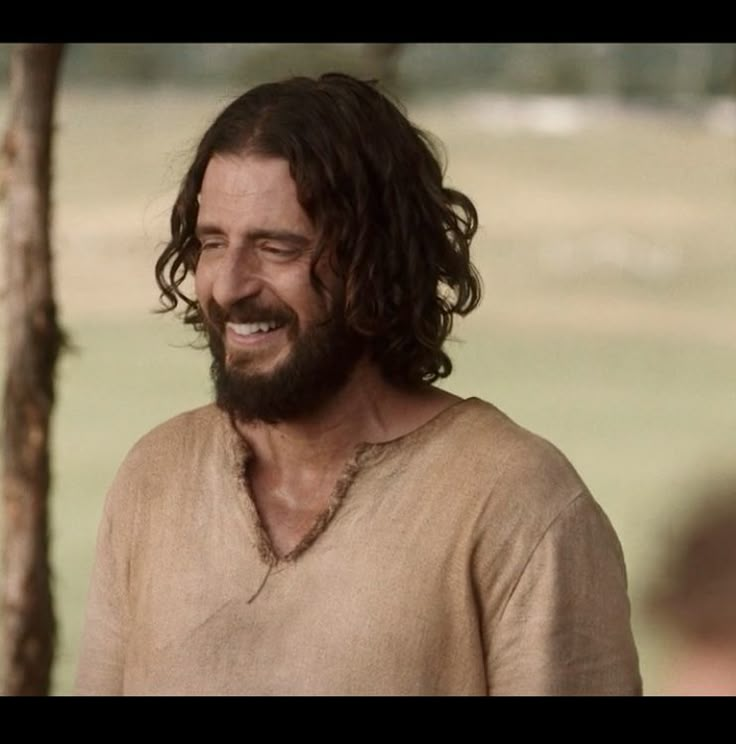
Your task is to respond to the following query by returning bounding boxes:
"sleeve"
[485,491,642,695]
[74,466,136,696]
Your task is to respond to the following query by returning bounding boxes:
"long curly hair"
[155,72,482,386]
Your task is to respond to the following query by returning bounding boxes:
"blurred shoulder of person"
[649,481,736,695]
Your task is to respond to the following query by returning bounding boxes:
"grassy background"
[1,85,734,694]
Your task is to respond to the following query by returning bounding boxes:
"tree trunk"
[2,43,64,696]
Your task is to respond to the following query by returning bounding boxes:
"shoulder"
[454,403,640,692]
[126,403,225,452]
[440,398,628,581]
[437,397,590,518]
[115,404,229,474]
[102,404,237,513]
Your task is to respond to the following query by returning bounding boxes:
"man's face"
[194,152,363,423]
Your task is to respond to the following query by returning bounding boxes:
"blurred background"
[0,43,734,695]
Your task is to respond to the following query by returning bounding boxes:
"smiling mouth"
[224,320,292,352]
[227,320,285,338]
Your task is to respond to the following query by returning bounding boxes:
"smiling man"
[195,154,367,436]
[76,73,641,695]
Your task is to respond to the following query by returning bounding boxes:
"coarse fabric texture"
[76,397,642,695]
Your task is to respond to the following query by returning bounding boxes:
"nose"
[209,244,264,312]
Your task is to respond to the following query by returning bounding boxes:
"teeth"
[228,321,280,336]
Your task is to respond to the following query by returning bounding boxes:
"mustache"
[204,299,296,330]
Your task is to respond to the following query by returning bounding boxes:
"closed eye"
[200,239,226,252]
[259,244,302,260]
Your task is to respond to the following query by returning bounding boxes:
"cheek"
[293,284,332,324]
[193,265,212,305]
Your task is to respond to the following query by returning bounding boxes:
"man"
[76,73,641,695]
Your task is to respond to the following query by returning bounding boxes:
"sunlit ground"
[0,85,734,694]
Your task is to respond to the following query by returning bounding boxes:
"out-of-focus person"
[649,481,736,696]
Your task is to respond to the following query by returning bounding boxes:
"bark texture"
[2,43,65,696]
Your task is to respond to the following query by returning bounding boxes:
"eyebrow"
[195,223,312,247]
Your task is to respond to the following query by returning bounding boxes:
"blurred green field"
[1,85,734,695]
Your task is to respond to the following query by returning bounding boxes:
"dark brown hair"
[648,482,736,644]
[155,72,482,386]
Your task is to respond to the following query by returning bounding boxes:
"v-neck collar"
[218,397,480,566]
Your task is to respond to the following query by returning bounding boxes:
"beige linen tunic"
[76,397,641,695]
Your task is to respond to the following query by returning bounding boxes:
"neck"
[232,358,460,477]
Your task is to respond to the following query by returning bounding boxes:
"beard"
[204,297,365,425]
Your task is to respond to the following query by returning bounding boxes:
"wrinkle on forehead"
[197,153,314,237]
[201,153,295,199]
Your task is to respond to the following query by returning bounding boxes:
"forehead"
[197,153,312,232]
